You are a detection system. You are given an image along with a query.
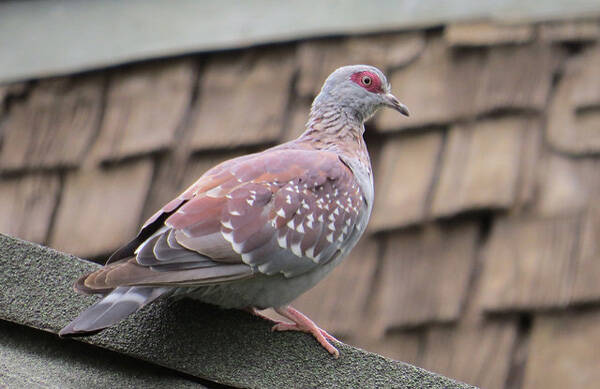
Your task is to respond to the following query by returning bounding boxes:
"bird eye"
[362,76,372,86]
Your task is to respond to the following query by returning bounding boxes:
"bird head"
[314,64,409,123]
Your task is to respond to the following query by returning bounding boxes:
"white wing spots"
[296,223,305,233]
[286,194,292,204]
[337,234,345,242]
[205,186,224,198]
[226,194,233,199]
[327,222,335,231]
[286,219,295,229]
[306,219,313,229]
[342,225,349,234]
[277,233,288,249]
[326,232,334,243]
[246,198,255,206]
[333,207,340,215]
[305,246,317,262]
[221,229,243,254]
[301,199,309,209]
[345,218,352,226]
[285,187,294,192]
[230,210,241,216]
[290,241,302,257]
[276,208,286,218]
[328,213,335,222]
[307,213,314,222]
[221,220,233,229]
[318,214,324,222]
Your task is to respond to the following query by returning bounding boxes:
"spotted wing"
[79,148,366,292]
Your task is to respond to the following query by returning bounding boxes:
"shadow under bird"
[60,64,409,357]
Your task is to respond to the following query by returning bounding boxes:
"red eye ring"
[351,71,382,93]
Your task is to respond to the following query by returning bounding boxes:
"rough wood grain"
[523,309,600,389]
[479,215,591,311]
[431,116,539,218]
[539,20,600,42]
[547,44,600,155]
[88,59,196,163]
[370,131,443,231]
[0,75,104,171]
[445,21,533,47]
[377,39,558,131]
[422,320,517,389]
[0,173,60,243]
[371,222,478,333]
[534,153,600,217]
[49,160,153,258]
[376,37,485,131]
[189,48,295,150]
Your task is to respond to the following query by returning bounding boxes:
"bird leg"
[244,306,340,357]
[272,306,340,358]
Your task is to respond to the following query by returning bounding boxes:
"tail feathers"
[59,286,169,337]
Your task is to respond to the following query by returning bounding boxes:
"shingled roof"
[1,14,600,389]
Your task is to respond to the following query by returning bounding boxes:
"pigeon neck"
[296,102,371,169]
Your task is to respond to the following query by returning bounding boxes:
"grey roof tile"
[0,233,474,389]
[0,321,204,389]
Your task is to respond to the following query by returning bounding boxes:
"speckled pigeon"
[59,64,409,357]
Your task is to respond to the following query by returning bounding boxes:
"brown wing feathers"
[76,149,364,293]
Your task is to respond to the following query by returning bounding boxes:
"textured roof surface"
[1,15,600,389]
[0,234,471,389]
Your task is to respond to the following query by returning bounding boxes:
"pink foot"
[272,306,340,358]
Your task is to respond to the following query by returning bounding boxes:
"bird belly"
[178,250,346,309]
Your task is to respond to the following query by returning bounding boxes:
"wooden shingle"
[474,43,558,115]
[0,75,104,171]
[431,116,540,218]
[370,131,443,231]
[422,321,517,389]
[296,33,425,98]
[523,309,600,389]
[547,44,600,154]
[377,40,558,131]
[292,237,380,337]
[376,37,485,131]
[479,214,594,312]
[534,153,600,217]
[445,21,534,47]
[49,160,153,258]
[0,173,60,243]
[189,48,295,150]
[88,60,196,163]
[370,222,478,333]
[571,205,600,302]
[539,20,600,42]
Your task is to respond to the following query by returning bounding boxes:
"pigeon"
[59,64,409,357]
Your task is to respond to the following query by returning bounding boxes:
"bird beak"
[383,93,410,117]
